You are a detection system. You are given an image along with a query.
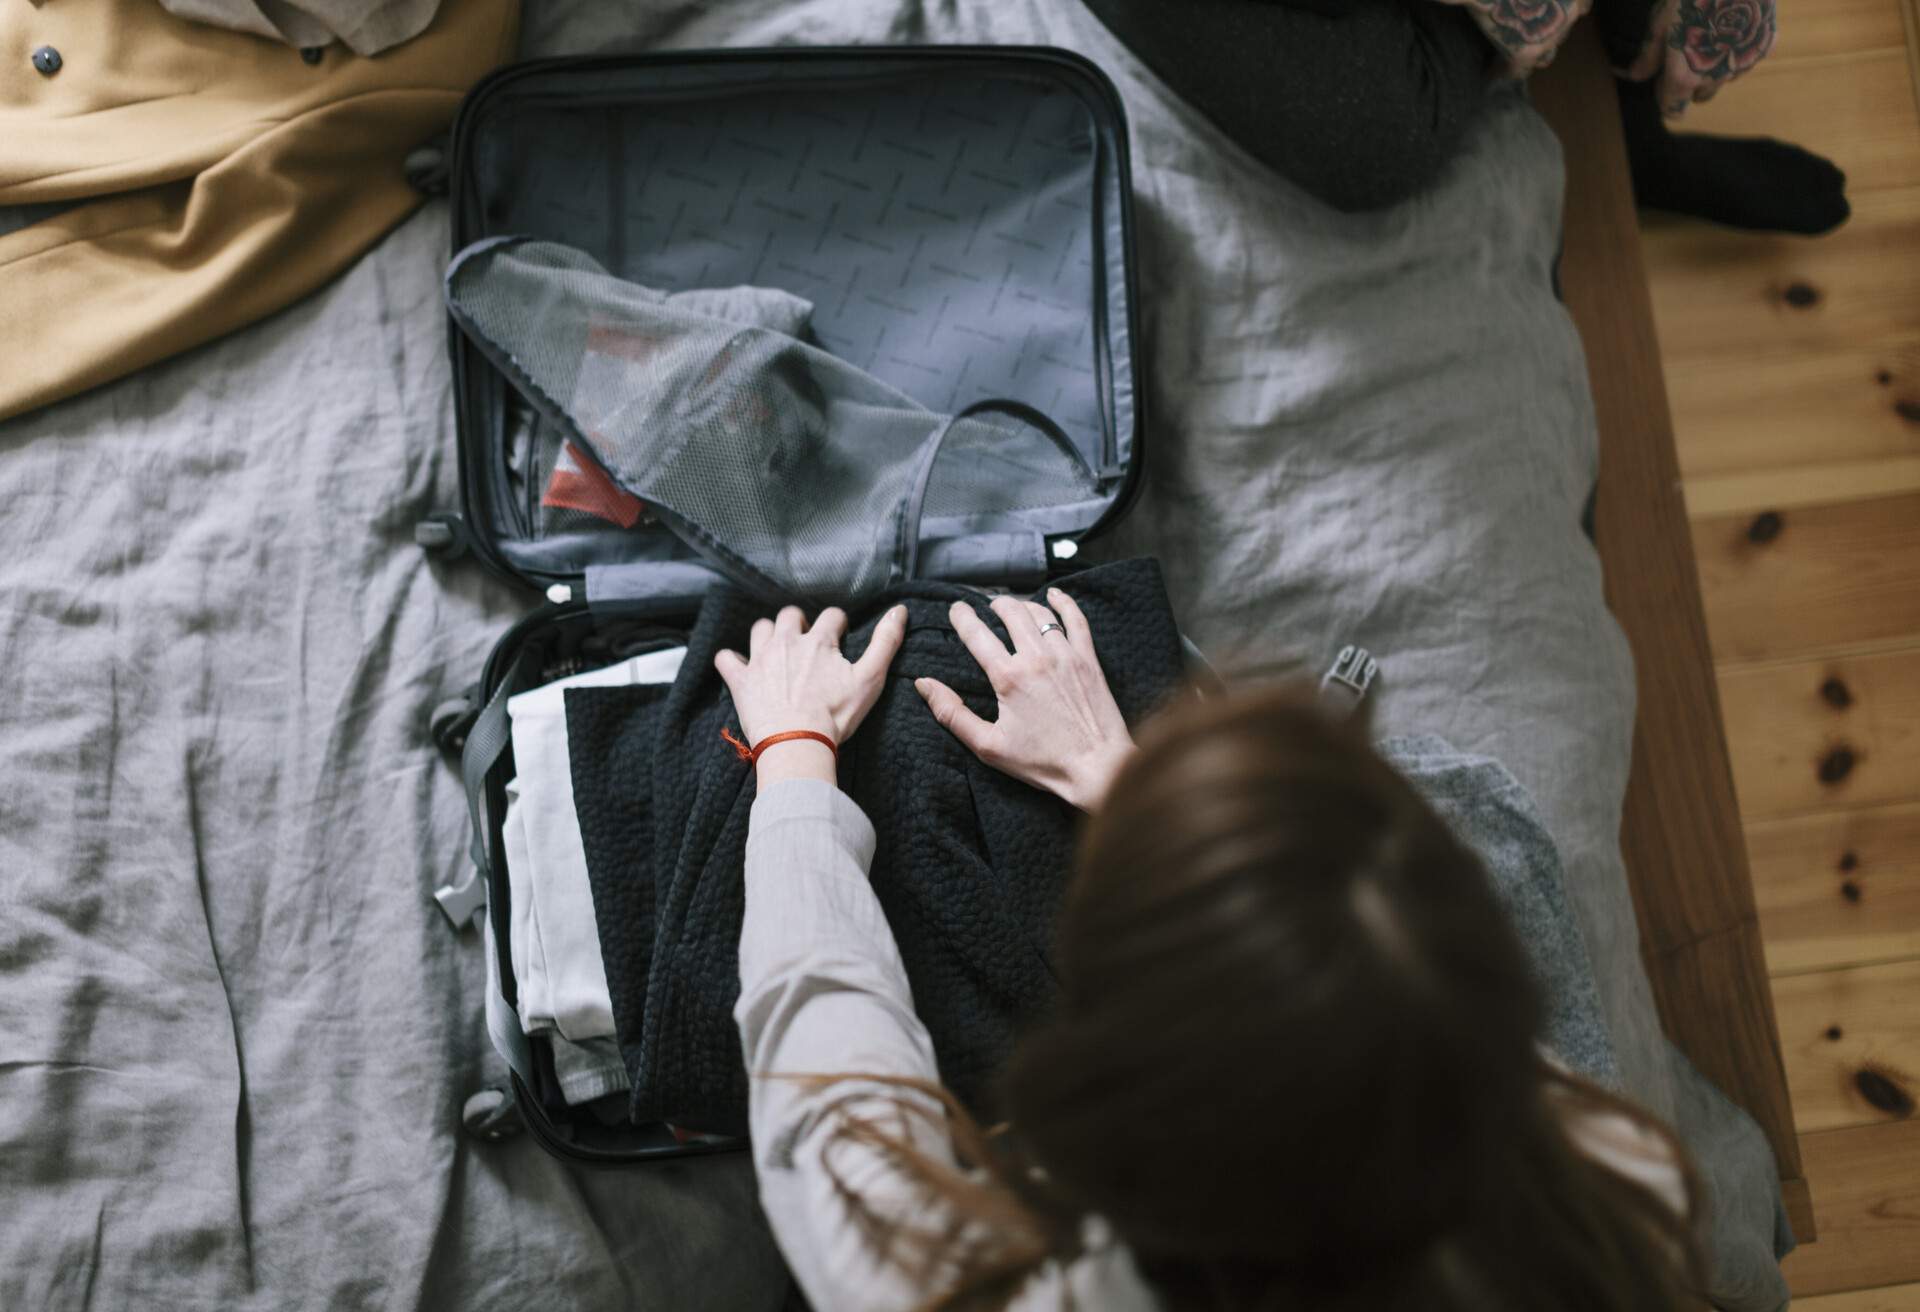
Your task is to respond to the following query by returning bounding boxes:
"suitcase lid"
[443,46,1145,611]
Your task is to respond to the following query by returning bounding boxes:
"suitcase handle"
[894,398,1083,586]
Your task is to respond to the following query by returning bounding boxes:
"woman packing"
[715,590,1702,1311]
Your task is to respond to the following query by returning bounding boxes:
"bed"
[1532,21,1810,1247]
[0,3,1795,1308]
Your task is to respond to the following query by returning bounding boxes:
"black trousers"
[1079,0,1662,212]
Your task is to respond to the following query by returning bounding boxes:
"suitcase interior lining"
[458,54,1137,585]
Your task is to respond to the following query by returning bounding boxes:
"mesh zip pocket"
[447,238,1094,603]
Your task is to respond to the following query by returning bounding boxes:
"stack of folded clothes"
[496,558,1189,1133]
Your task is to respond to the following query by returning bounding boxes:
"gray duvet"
[0,1,1786,1308]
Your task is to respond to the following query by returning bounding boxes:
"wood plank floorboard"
[1641,0,1920,1296]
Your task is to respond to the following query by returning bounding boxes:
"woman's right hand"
[915,588,1135,813]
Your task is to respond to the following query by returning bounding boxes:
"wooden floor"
[1638,0,1920,1303]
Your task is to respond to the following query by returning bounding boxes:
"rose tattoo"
[1627,0,1778,114]
[1672,0,1776,80]
[1436,0,1591,75]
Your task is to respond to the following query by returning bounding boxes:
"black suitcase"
[422,45,1146,1166]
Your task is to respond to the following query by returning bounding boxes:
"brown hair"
[821,684,1705,1310]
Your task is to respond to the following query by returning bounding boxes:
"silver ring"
[1037,622,1066,638]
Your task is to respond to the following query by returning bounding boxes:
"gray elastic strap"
[915,532,1047,588]
[433,651,526,930]
[482,899,536,1087]
[584,559,728,611]
[448,649,538,1087]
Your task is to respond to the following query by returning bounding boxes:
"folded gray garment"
[1667,1043,1796,1312]
[1384,737,1619,1086]
[158,0,441,55]
[544,1034,631,1107]
[445,236,1098,604]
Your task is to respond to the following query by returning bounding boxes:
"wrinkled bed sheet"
[0,1,1785,1308]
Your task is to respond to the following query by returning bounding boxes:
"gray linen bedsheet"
[0,1,1786,1308]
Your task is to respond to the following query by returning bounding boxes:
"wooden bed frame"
[1531,25,1814,1242]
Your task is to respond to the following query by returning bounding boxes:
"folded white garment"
[504,646,685,1041]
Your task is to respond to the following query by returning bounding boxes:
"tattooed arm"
[1625,0,1777,116]
[1431,0,1592,76]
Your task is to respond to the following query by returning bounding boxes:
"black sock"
[1616,78,1851,235]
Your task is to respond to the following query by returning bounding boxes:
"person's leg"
[1590,0,1661,69]
[1592,0,1849,234]
[1615,77,1849,234]
[1077,0,1495,212]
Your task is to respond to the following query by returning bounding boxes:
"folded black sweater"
[565,557,1187,1133]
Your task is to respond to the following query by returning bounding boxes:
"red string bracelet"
[721,726,839,765]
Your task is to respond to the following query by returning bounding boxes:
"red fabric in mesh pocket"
[542,439,645,528]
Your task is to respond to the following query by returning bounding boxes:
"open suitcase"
[420,45,1145,1166]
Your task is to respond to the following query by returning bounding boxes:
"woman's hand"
[1627,0,1775,116]
[915,588,1135,812]
[715,604,909,786]
[1434,0,1592,77]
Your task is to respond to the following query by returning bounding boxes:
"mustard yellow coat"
[1,0,520,421]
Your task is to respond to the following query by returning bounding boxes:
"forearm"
[737,779,909,1012]
[735,779,960,1310]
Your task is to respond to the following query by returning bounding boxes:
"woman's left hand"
[716,603,909,783]
[915,589,1136,813]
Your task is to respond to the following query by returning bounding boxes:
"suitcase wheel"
[405,143,449,197]
[414,512,469,561]
[461,1086,525,1142]
[430,695,480,755]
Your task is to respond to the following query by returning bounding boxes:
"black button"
[32,46,63,76]
[300,46,324,65]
